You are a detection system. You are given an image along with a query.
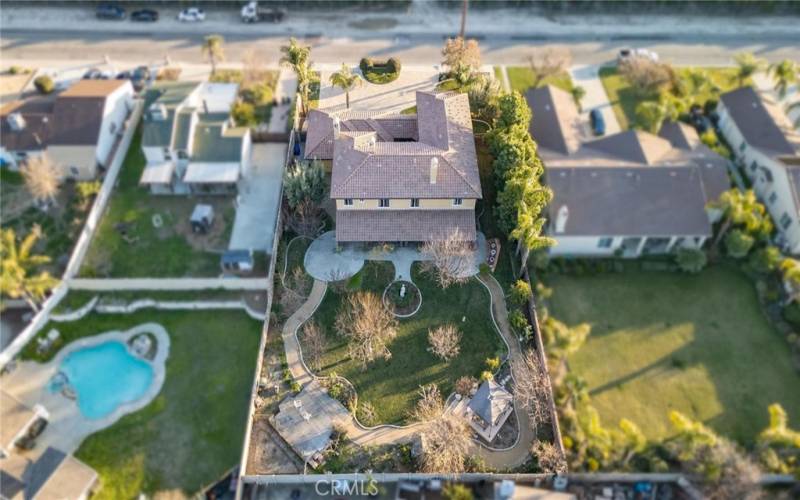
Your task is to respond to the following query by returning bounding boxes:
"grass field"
[547,263,800,445]
[79,129,234,277]
[303,262,506,424]
[598,66,747,130]
[496,66,574,94]
[23,309,262,498]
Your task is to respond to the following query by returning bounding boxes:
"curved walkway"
[280,273,537,469]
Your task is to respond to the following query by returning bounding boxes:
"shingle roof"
[547,166,716,237]
[335,209,476,242]
[59,79,127,98]
[0,100,52,151]
[304,109,418,160]
[719,86,798,157]
[525,85,581,155]
[658,120,701,150]
[584,129,673,165]
[468,379,513,426]
[49,96,107,145]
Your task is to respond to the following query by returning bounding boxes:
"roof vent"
[555,205,569,234]
[332,116,341,139]
[430,157,439,185]
[7,113,26,131]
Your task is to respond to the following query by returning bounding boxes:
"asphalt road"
[2,30,799,68]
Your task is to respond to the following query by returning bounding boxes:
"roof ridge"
[443,150,482,197]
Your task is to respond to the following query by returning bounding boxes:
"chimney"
[202,99,209,115]
[555,205,569,234]
[332,116,341,139]
[429,157,438,184]
[368,135,376,152]
[7,113,26,131]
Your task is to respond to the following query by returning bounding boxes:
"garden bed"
[383,280,421,317]
[359,57,401,85]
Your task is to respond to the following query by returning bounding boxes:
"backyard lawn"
[79,129,234,277]
[496,66,575,94]
[547,263,800,445]
[23,308,262,498]
[598,66,747,130]
[303,262,506,424]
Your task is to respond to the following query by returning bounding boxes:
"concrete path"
[68,278,268,291]
[570,64,622,134]
[267,68,297,133]
[282,279,327,388]
[229,143,287,251]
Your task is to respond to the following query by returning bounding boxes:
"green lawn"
[547,263,800,445]
[499,66,574,94]
[303,262,506,424]
[79,129,234,277]
[23,308,262,498]
[599,66,747,130]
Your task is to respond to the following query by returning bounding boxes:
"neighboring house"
[0,79,135,179]
[525,85,730,257]
[304,90,482,243]
[139,82,252,195]
[716,86,800,254]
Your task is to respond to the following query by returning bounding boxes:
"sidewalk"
[570,64,622,135]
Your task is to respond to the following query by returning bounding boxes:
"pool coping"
[48,323,171,434]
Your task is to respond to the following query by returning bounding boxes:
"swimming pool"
[55,341,154,420]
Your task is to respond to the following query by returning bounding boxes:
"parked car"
[590,109,606,136]
[116,70,132,80]
[83,67,113,80]
[131,9,158,22]
[617,48,659,63]
[177,7,205,22]
[240,1,285,23]
[95,3,126,20]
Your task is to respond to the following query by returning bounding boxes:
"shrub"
[240,82,273,105]
[359,57,374,72]
[8,65,29,75]
[485,356,500,372]
[290,381,301,393]
[387,57,402,73]
[509,309,528,331]
[454,376,476,396]
[479,263,490,275]
[480,370,494,381]
[34,75,54,94]
[749,245,781,274]
[782,303,800,329]
[675,248,707,273]
[509,279,533,305]
[725,229,755,258]
[357,401,377,426]
[230,101,256,127]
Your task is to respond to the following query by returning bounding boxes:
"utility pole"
[459,0,468,39]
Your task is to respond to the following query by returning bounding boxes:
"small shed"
[221,249,254,273]
[190,204,215,234]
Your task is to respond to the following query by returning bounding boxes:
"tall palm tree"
[202,34,225,76]
[20,154,61,208]
[768,59,798,99]
[329,64,362,110]
[733,52,766,87]
[280,38,313,115]
[0,226,59,312]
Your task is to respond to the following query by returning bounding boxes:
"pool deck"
[0,324,170,457]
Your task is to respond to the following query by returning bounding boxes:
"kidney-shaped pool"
[55,340,154,420]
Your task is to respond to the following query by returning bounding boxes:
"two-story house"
[717,86,800,254]
[304,91,482,243]
[526,85,730,257]
[0,79,135,179]
[139,81,252,195]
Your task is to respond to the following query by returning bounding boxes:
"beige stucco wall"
[335,198,476,210]
[47,145,97,180]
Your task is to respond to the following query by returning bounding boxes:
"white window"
[597,237,613,249]
[379,198,390,208]
[410,198,419,207]
[453,198,463,206]
[781,212,792,230]
[344,198,353,206]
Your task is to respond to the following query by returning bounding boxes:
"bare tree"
[618,58,674,96]
[526,48,572,88]
[427,324,462,362]
[420,415,472,473]
[513,352,552,431]
[242,48,266,87]
[335,291,398,368]
[284,199,323,238]
[411,384,444,422]
[532,441,567,474]
[442,37,481,72]
[421,228,473,289]
[21,154,62,207]
[300,321,326,371]
[454,376,477,397]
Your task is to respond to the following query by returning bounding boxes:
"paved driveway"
[317,65,439,114]
[570,64,622,135]
[229,143,286,252]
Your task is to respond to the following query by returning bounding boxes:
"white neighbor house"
[0,79,135,179]
[717,86,800,254]
[139,81,251,195]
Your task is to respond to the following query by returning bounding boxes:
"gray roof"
[304,110,418,159]
[468,379,513,426]
[547,166,716,237]
[335,209,476,242]
[525,85,581,155]
[190,122,246,163]
[658,120,701,150]
[584,130,673,165]
[49,96,107,146]
[719,86,797,157]
[142,81,199,148]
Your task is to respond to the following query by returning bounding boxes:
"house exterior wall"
[335,198,476,210]
[717,101,800,254]
[95,82,135,168]
[550,234,705,257]
[47,145,97,180]
[240,130,252,177]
